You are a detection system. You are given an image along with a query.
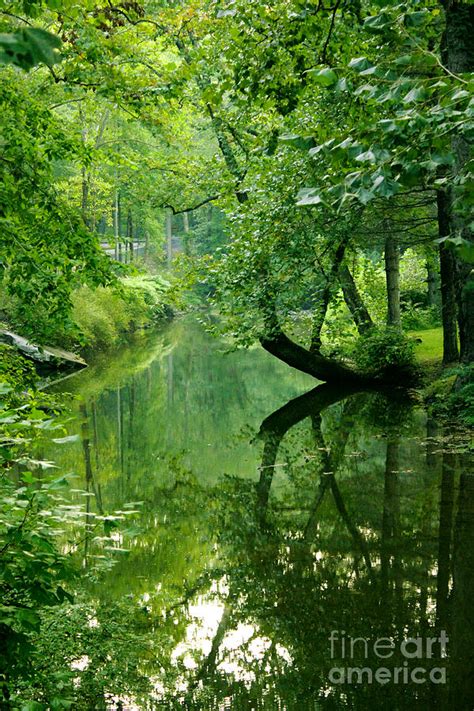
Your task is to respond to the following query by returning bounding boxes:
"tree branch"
[162,194,220,215]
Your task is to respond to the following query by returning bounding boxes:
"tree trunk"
[260,329,370,384]
[127,208,134,263]
[79,107,89,226]
[442,0,474,363]
[166,211,173,268]
[310,237,348,353]
[426,253,439,307]
[381,440,400,601]
[113,190,120,262]
[437,189,459,363]
[449,469,474,710]
[183,211,191,256]
[436,447,455,629]
[206,103,248,204]
[117,192,122,263]
[339,265,374,335]
[143,230,149,262]
[81,165,89,225]
[384,235,401,328]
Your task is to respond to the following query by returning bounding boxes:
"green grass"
[408,327,443,363]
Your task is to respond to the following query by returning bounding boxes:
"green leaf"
[16,608,41,630]
[364,12,392,32]
[403,86,428,103]
[372,175,400,198]
[279,134,315,150]
[394,54,413,66]
[296,188,325,206]
[355,150,376,163]
[307,67,338,86]
[438,236,474,264]
[404,10,429,28]
[0,28,62,70]
[348,57,373,73]
[52,435,80,444]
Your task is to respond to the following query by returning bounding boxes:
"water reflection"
[47,319,473,709]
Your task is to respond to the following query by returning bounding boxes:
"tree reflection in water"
[146,385,472,710]
[38,328,474,709]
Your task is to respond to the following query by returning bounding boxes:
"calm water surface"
[48,317,473,710]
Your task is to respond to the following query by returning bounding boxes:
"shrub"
[401,304,441,331]
[0,344,37,390]
[72,275,172,351]
[72,286,136,350]
[351,327,419,382]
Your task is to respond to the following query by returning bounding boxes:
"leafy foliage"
[0,381,143,707]
[0,27,61,70]
[351,327,419,382]
[71,275,172,350]
[0,70,113,340]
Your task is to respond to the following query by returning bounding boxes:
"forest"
[0,0,473,709]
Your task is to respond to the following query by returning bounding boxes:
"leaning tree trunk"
[261,329,371,384]
[384,235,401,328]
[339,265,374,335]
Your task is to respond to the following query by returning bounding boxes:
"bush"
[401,304,441,331]
[0,344,37,390]
[351,327,419,382]
[72,275,172,351]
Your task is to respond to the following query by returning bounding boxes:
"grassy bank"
[407,326,473,427]
[408,327,443,365]
[0,274,174,357]
[71,275,173,353]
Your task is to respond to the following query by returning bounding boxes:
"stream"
[46,316,473,710]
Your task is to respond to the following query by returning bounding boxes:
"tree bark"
[310,237,348,353]
[339,265,374,335]
[260,329,370,384]
[206,103,248,204]
[426,253,439,307]
[437,189,459,363]
[442,0,474,363]
[381,440,400,604]
[384,235,401,328]
[127,208,134,263]
[183,210,191,256]
[436,448,455,629]
[113,189,120,262]
[166,211,173,268]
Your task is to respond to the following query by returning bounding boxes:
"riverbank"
[407,326,473,427]
[71,274,174,354]
[0,273,175,367]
